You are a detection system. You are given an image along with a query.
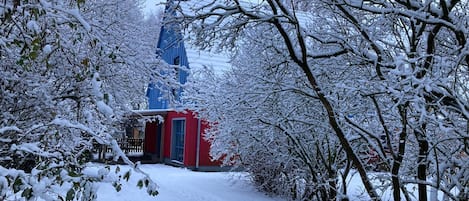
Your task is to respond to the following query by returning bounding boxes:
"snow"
[95,164,284,201]
[97,101,114,118]
[26,20,40,33]
[39,0,52,8]
[65,9,91,32]
[185,46,232,75]
[91,165,432,201]
[42,45,52,54]
[51,118,92,134]
[5,163,451,200]
[0,126,21,136]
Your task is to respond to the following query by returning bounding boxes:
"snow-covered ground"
[96,164,284,201]
[93,164,445,201]
[19,163,442,201]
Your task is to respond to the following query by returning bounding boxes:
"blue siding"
[147,3,190,109]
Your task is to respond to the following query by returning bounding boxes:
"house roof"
[167,0,233,75]
[160,0,315,74]
[128,109,173,117]
[185,45,231,75]
[171,0,324,76]
[170,0,312,75]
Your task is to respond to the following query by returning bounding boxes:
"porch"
[92,137,160,164]
[91,110,169,164]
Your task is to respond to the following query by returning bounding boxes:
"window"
[172,56,181,99]
[174,56,180,81]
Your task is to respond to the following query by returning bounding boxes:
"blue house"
[137,1,229,170]
[146,0,193,109]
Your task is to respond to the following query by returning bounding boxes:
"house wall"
[157,27,189,84]
[198,120,221,167]
[163,111,197,166]
[162,111,220,169]
[147,14,190,110]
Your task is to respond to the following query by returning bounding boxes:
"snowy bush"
[0,0,167,200]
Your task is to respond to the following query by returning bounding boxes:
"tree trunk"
[391,104,408,201]
[416,129,429,201]
[269,15,380,200]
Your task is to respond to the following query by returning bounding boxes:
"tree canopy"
[180,0,469,200]
[1,0,167,200]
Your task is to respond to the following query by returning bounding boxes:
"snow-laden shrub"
[0,0,168,200]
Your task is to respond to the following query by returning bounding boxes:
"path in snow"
[96,164,284,201]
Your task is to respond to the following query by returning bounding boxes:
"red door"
[144,122,157,153]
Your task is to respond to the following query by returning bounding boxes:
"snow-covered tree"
[186,24,348,200]
[179,0,469,200]
[0,0,166,200]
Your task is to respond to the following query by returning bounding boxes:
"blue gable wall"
[147,3,189,109]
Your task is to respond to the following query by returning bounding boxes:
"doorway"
[171,119,185,163]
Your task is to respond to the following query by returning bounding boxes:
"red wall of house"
[198,120,221,167]
[163,111,220,168]
[163,111,198,167]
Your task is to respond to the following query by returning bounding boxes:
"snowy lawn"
[93,164,418,201]
[95,164,285,201]
[9,163,443,200]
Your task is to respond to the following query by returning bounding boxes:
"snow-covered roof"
[129,109,173,117]
[162,0,317,76]
[185,45,231,75]
[172,0,234,75]
[170,0,318,76]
